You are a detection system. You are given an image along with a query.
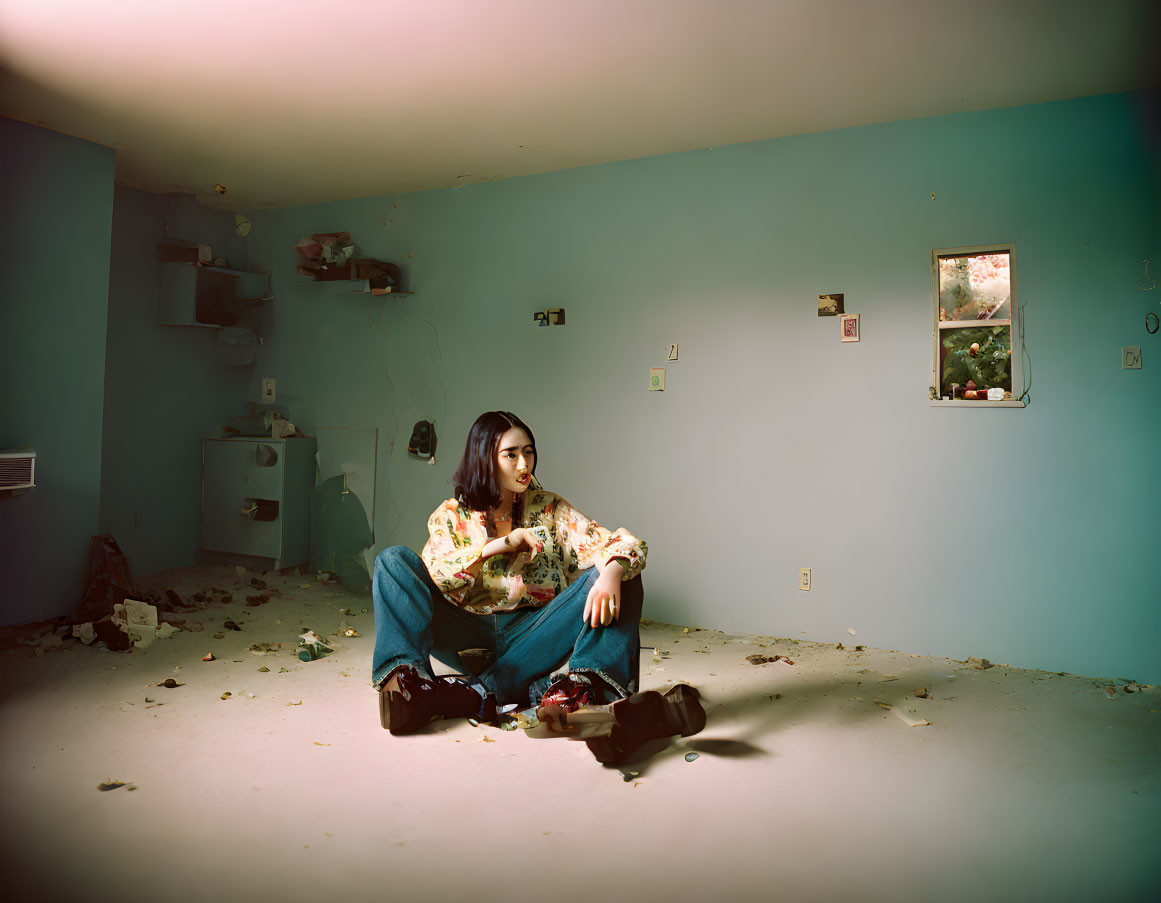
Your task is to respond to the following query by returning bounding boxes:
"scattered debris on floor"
[745,653,794,666]
[96,780,127,791]
[297,630,334,662]
[202,652,216,662]
[223,620,242,631]
[156,678,183,688]
[914,688,932,698]
[249,642,281,654]
[221,691,232,700]
[684,752,700,762]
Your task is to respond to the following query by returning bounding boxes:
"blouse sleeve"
[421,500,486,600]
[551,496,647,581]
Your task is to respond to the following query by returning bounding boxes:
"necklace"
[492,492,518,524]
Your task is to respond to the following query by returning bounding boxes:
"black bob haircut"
[452,411,537,511]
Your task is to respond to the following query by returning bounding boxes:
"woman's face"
[495,426,535,498]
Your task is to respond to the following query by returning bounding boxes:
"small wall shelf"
[161,262,269,328]
[290,279,412,295]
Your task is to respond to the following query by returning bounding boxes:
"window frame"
[929,242,1025,408]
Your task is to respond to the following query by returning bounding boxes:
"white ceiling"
[1,0,1155,211]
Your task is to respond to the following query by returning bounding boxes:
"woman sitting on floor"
[370,410,704,763]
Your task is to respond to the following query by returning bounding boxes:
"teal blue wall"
[0,117,115,625]
[99,189,251,576]
[244,92,1160,682]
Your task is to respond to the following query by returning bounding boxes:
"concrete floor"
[1,564,1157,903]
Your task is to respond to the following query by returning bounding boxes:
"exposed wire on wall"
[366,298,451,545]
[401,308,450,428]
[1017,294,1032,405]
[367,299,404,542]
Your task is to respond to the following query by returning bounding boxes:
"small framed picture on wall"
[840,314,860,342]
[818,293,844,316]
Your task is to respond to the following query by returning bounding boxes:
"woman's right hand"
[504,528,544,561]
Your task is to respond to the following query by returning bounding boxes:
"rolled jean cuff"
[570,666,630,702]
[371,656,430,689]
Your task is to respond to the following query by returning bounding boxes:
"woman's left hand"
[585,571,622,626]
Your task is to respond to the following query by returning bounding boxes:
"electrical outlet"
[649,368,666,391]
[799,568,811,591]
[667,342,679,361]
[533,310,549,327]
[261,377,276,402]
[1122,346,1142,369]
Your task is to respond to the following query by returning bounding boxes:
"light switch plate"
[261,377,276,402]
[667,343,679,361]
[1122,346,1142,369]
[799,568,811,591]
[649,368,666,391]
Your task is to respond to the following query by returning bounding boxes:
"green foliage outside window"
[941,325,1011,393]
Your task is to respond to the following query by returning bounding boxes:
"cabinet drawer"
[202,440,286,556]
[205,440,285,499]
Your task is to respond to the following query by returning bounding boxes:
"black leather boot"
[585,684,706,764]
[379,666,493,734]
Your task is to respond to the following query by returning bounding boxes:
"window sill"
[929,399,1025,408]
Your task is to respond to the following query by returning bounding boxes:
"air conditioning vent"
[0,449,36,491]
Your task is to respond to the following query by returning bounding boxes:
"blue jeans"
[371,546,642,707]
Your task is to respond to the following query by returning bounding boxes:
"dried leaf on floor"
[287,700,302,706]
[875,701,893,710]
[914,688,931,698]
[894,709,932,727]
[97,781,126,791]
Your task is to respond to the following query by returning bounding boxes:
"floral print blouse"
[421,488,647,614]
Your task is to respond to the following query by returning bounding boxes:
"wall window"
[931,243,1024,405]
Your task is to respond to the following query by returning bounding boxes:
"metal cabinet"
[200,437,316,570]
